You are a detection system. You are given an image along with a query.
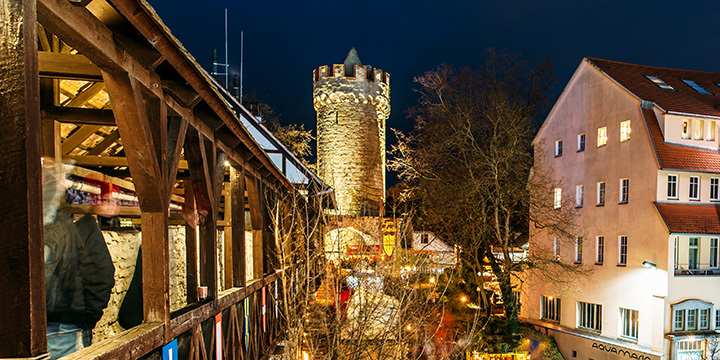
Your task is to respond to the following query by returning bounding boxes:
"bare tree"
[390,49,583,337]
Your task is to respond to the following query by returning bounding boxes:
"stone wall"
[93,225,188,342]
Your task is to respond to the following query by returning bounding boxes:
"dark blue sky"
[149,0,720,157]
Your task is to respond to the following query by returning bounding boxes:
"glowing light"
[224,160,231,167]
[460,295,468,303]
[303,351,310,360]
[429,276,436,284]
[642,261,657,269]
[406,324,412,331]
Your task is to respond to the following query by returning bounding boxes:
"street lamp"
[642,261,657,269]
[460,295,468,304]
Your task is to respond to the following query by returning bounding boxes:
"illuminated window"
[618,236,627,266]
[577,301,602,332]
[554,188,562,209]
[597,182,605,206]
[620,120,631,142]
[596,236,604,264]
[597,127,607,147]
[689,176,700,200]
[682,79,713,95]
[576,185,584,208]
[707,121,716,141]
[620,308,639,340]
[574,237,583,264]
[555,140,563,157]
[711,178,719,201]
[694,120,704,139]
[711,238,719,268]
[553,238,560,261]
[667,174,678,199]
[645,75,675,91]
[541,295,561,321]
[682,120,690,139]
[577,133,585,152]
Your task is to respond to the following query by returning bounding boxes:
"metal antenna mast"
[211,8,229,89]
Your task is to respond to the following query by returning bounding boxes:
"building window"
[541,295,561,322]
[596,236,604,264]
[620,308,639,340]
[620,120,631,142]
[687,309,697,330]
[716,309,720,330]
[645,75,675,91]
[553,238,560,261]
[597,182,605,206]
[619,178,629,204]
[694,120,704,140]
[577,301,602,332]
[674,309,685,331]
[421,233,429,244]
[618,236,627,266]
[668,174,678,199]
[711,237,719,268]
[700,309,710,330]
[674,236,679,270]
[575,237,582,264]
[576,185,584,208]
[682,79,713,95]
[689,176,700,200]
[682,120,690,139]
[578,133,585,152]
[554,188,562,209]
[712,178,720,201]
[707,121,716,141]
[597,127,608,147]
[555,140,563,157]
[689,237,699,270]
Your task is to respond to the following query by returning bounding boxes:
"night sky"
[148,0,720,179]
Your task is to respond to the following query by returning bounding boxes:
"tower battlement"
[313,64,390,86]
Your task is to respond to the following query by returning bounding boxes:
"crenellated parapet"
[312,63,390,121]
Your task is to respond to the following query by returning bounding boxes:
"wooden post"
[230,165,246,287]
[0,0,45,357]
[185,181,198,303]
[246,175,264,281]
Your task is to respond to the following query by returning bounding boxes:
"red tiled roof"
[655,203,720,234]
[642,109,720,172]
[587,57,720,117]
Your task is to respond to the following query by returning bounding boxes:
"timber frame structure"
[0,0,328,358]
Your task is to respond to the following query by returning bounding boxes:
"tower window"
[597,182,605,206]
[682,120,690,139]
[597,127,607,147]
[620,120,631,142]
[577,133,585,152]
[555,140,563,157]
[645,75,675,91]
[554,188,562,209]
[694,120,704,140]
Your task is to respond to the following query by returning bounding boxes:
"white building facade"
[522,58,720,360]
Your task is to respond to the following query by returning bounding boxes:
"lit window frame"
[645,75,676,91]
[554,188,562,209]
[694,119,704,140]
[619,178,629,204]
[620,308,639,341]
[620,120,631,142]
[574,237,582,264]
[682,120,690,139]
[577,133,586,152]
[706,121,716,141]
[577,301,602,332]
[597,127,608,147]
[576,185,584,208]
[541,295,561,322]
[597,181,605,206]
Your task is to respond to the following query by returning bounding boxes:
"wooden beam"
[86,129,120,155]
[165,115,189,204]
[184,182,198,304]
[42,106,115,125]
[64,154,189,169]
[37,23,51,52]
[64,81,104,107]
[61,124,100,154]
[38,51,102,79]
[163,80,201,108]
[230,165,246,287]
[141,212,171,339]
[37,0,163,98]
[0,0,45,356]
[102,70,163,212]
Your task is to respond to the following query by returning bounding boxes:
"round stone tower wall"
[313,60,390,216]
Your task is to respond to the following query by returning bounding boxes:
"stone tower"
[313,48,390,216]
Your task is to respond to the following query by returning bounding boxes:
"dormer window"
[682,120,690,139]
[682,79,713,95]
[645,75,675,91]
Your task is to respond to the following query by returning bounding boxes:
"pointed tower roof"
[344,48,363,76]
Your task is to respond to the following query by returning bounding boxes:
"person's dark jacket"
[118,246,142,329]
[45,212,115,328]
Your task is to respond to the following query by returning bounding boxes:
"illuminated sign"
[591,342,652,360]
[382,218,396,257]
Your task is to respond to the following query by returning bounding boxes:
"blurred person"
[43,162,115,359]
